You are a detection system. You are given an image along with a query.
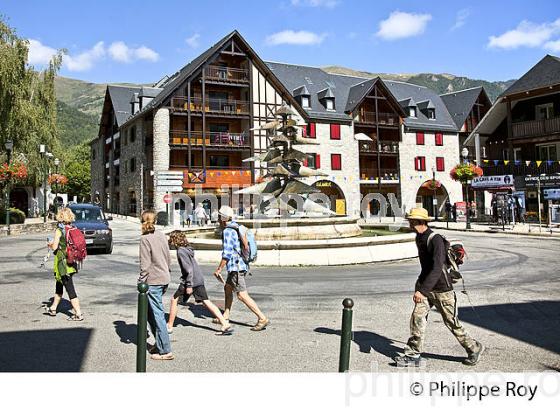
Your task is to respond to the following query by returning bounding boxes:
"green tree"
[0,17,62,187]
[61,142,91,202]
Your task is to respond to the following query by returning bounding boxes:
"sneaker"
[167,325,173,334]
[150,353,174,360]
[250,318,269,331]
[394,355,423,367]
[463,342,485,366]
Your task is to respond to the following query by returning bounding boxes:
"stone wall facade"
[399,128,462,214]
[90,138,104,203]
[118,119,145,215]
[152,108,170,213]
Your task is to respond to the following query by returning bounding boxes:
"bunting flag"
[209,172,214,177]
[483,160,489,164]
[536,161,542,167]
[493,160,499,166]
[525,161,531,167]
[503,160,509,165]
[547,160,553,166]
[514,160,521,166]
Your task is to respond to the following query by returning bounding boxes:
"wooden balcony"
[356,112,399,126]
[512,117,560,139]
[359,140,399,154]
[359,168,400,183]
[204,66,249,83]
[170,130,250,148]
[169,167,252,188]
[170,97,250,116]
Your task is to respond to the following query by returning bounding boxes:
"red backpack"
[65,225,87,266]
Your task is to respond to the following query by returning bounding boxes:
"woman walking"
[167,231,232,335]
[45,207,83,321]
[139,210,174,360]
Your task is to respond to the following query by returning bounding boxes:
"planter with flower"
[48,173,68,186]
[0,162,28,183]
[421,179,442,190]
[449,163,483,183]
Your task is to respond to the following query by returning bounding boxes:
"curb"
[0,221,57,237]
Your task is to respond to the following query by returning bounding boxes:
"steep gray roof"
[440,86,484,129]
[266,62,367,122]
[345,78,375,112]
[107,85,142,127]
[138,86,162,98]
[417,99,435,110]
[317,87,335,99]
[384,81,457,132]
[500,54,560,97]
[293,85,310,96]
[399,97,417,107]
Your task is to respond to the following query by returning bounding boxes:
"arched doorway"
[311,180,346,215]
[416,181,449,218]
[10,187,29,216]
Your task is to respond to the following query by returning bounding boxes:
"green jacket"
[54,226,77,282]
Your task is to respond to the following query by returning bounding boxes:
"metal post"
[537,178,542,233]
[465,182,471,230]
[43,160,47,223]
[136,282,149,372]
[5,148,12,235]
[338,298,354,373]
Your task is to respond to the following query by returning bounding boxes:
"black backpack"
[427,232,467,284]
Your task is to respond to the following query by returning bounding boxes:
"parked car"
[68,203,113,254]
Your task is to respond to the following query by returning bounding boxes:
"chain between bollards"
[136,282,149,372]
[338,298,354,373]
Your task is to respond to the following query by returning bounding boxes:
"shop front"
[515,174,560,223]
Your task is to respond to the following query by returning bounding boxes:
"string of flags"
[479,159,560,167]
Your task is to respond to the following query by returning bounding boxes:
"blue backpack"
[226,224,258,265]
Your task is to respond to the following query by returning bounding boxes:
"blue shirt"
[221,221,248,273]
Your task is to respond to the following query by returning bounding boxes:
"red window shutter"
[316,153,321,168]
[303,157,308,167]
[309,123,316,138]
[414,157,419,171]
[436,157,445,171]
[331,154,341,170]
[435,133,443,146]
[330,124,341,140]
[421,157,426,171]
[302,126,307,137]
[416,132,424,145]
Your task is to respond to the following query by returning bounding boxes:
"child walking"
[167,231,232,335]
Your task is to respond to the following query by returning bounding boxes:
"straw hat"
[405,207,433,221]
[218,205,234,220]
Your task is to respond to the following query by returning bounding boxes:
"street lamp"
[431,166,439,221]
[54,157,60,215]
[4,140,13,235]
[462,147,472,230]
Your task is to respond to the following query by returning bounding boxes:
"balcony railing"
[170,97,250,115]
[481,162,560,177]
[356,112,399,126]
[359,140,399,154]
[204,66,249,82]
[360,168,400,182]
[170,130,250,147]
[512,117,560,139]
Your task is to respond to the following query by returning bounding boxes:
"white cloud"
[108,41,159,63]
[64,41,106,71]
[265,30,327,46]
[544,39,560,52]
[185,34,201,48]
[28,39,58,65]
[290,0,339,8]
[488,19,560,49]
[376,11,432,40]
[451,8,470,31]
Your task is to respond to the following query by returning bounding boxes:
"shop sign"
[472,175,514,189]
[544,189,560,200]
[524,174,560,188]
[316,181,332,188]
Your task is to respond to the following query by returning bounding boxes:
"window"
[409,107,417,118]
[427,108,436,119]
[209,155,229,167]
[304,153,319,169]
[306,123,316,138]
[130,157,136,173]
[330,124,341,140]
[514,148,522,161]
[301,96,310,108]
[416,132,425,145]
[435,133,443,146]
[502,149,510,160]
[538,144,557,161]
[436,157,445,172]
[331,154,342,170]
[326,99,335,110]
[130,126,136,143]
[535,103,554,120]
[414,156,426,171]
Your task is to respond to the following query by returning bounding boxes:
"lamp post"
[431,167,439,221]
[54,158,60,215]
[462,147,472,230]
[5,140,14,235]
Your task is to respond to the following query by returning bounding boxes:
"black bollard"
[338,298,354,372]
[136,282,149,372]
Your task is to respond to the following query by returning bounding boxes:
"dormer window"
[293,85,311,110]
[326,98,335,110]
[427,108,436,119]
[302,96,310,108]
[409,107,417,118]
[318,87,335,111]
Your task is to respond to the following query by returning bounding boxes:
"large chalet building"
[91,30,488,219]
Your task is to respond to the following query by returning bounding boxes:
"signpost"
[154,171,184,225]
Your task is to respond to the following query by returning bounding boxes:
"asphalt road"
[0,219,559,372]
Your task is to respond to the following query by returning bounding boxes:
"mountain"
[53,70,515,147]
[322,66,515,102]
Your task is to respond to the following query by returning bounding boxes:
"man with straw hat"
[394,208,484,367]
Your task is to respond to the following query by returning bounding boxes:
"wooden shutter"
[435,133,443,146]
[436,157,445,171]
[309,123,316,138]
[330,124,341,140]
[416,132,424,145]
[316,154,321,168]
[331,154,341,170]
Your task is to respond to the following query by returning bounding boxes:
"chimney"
[130,92,139,114]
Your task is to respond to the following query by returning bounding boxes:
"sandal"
[212,317,229,325]
[215,326,234,336]
[44,308,57,317]
[150,353,174,360]
[67,314,84,321]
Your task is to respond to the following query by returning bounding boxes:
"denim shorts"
[226,271,247,293]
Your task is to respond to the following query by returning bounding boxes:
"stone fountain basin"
[179,232,417,266]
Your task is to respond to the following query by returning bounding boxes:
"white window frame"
[301,96,310,108]
[409,107,417,118]
[325,98,335,111]
[513,148,522,161]
[535,103,554,120]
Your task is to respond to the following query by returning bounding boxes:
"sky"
[2,0,560,84]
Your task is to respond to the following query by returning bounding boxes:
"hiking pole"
[338,298,354,373]
[136,282,149,372]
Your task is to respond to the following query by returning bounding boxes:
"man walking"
[394,207,484,367]
[213,206,269,331]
